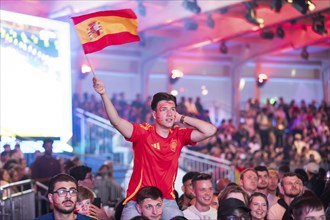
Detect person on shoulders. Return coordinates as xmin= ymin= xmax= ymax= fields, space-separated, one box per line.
xmin=93 ymin=77 xmax=217 ymax=220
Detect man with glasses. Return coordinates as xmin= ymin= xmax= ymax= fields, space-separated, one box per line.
xmin=69 ymin=165 xmax=94 ymax=189
xmin=268 ymin=172 xmax=303 ymax=220
xmin=36 ymin=173 xmax=94 ymax=220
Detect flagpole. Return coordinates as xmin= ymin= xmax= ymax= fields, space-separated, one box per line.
xmin=84 ymin=54 xmax=95 ymax=76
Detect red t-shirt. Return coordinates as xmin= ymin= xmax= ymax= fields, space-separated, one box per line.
xmin=123 ymin=123 xmax=195 ymax=204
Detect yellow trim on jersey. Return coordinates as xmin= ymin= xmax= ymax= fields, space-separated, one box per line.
xmin=123 ymin=169 xmax=144 ymax=205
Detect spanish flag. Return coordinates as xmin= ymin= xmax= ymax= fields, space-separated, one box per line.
xmin=72 ymin=9 xmax=140 ymax=54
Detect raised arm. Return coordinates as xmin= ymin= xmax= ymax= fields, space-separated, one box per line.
xmin=93 ymin=77 xmax=133 ymax=138
xmin=175 ymin=112 xmax=217 ymax=142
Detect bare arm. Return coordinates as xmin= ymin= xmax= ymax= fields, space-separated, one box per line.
xmin=175 ymin=112 xmax=217 ymax=142
xmin=93 ymin=77 xmax=133 ymax=138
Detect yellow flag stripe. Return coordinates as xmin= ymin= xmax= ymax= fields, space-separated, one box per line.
xmin=75 ymin=16 xmax=138 ymax=44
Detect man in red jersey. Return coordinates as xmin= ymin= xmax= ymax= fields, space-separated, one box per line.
xmin=93 ymin=77 xmax=217 ymax=220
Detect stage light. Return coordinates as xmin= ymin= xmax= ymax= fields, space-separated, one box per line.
xmin=206 ymin=14 xmax=215 ymax=28
xmin=312 ymin=14 xmax=327 ymax=35
xmin=260 ymin=30 xmax=274 ymax=39
xmin=244 ymin=2 xmax=264 ymax=27
xmin=219 ymin=41 xmax=228 ymax=54
xmin=271 ymin=0 xmax=283 ymax=12
xmin=81 ymin=64 xmax=92 ymax=74
xmin=257 ymin=73 xmax=268 ymax=87
xmin=276 ymin=26 xmax=285 ymax=38
xmin=301 ymin=47 xmax=309 ymax=60
xmin=182 ymin=0 xmax=201 ymax=14
xmin=170 ymin=69 xmax=184 ymax=84
xmin=287 ymin=0 xmax=315 ymax=14
xmin=184 ymin=20 xmax=198 ymax=30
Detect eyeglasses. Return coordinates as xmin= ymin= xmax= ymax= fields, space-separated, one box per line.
xmin=52 ymin=188 xmax=78 ymax=197
xmin=226 ymin=215 xmax=251 ymax=220
xmin=283 ymin=181 xmax=302 ymax=186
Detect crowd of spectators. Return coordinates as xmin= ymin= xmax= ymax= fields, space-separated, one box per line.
xmin=73 ymin=92 xmax=329 ymax=172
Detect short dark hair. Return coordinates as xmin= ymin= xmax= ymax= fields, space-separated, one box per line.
xmin=43 ymin=138 xmax=53 ymax=148
xmin=191 ymin=173 xmax=212 ymax=187
xmin=291 ymin=191 xmax=324 ymax=219
xmin=151 ymin=92 xmax=177 ymax=111
xmin=254 ymin=166 xmax=268 ymax=173
xmin=69 ymin=165 xmax=92 ymax=181
xmin=136 ymin=186 xmax=163 ymax=204
xmin=48 ymin=173 xmax=78 ymax=194
xmin=182 ymin=171 xmax=200 ymax=184
xmin=281 ymin=172 xmax=300 ymax=186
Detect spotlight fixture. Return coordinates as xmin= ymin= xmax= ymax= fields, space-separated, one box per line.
xmin=260 ymin=30 xmax=274 ymax=39
xmin=271 ymin=0 xmax=283 ymax=12
xmin=206 ymin=14 xmax=215 ymax=28
xmin=287 ymin=0 xmax=316 ymax=14
xmin=219 ymin=41 xmax=228 ymax=54
xmin=219 ymin=7 xmax=229 ymax=14
xmin=301 ymin=47 xmax=309 ymax=60
xmin=244 ymin=2 xmax=264 ymax=27
xmin=137 ymin=1 xmax=146 ymax=16
xmin=312 ymin=14 xmax=327 ymax=35
xmin=276 ymin=26 xmax=285 ymax=38
xmin=182 ymin=0 xmax=201 ymax=14
xmin=184 ymin=20 xmax=198 ymax=30
xmin=257 ymin=73 xmax=268 ymax=87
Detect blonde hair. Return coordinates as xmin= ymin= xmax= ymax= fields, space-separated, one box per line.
xmin=77 ymin=185 xmax=95 ymax=202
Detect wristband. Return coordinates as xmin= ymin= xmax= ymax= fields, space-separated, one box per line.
xmin=180 ymin=115 xmax=186 ymax=124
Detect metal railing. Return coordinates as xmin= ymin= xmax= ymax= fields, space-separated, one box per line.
xmin=73 ymin=108 xmax=234 ymax=185
xmin=0 ymin=179 xmax=35 ymax=220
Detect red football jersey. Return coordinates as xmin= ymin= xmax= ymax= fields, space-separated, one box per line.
xmin=123 ymin=123 xmax=195 ymax=204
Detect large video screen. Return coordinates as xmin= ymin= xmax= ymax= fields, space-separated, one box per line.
xmin=0 ymin=10 xmax=72 ymax=143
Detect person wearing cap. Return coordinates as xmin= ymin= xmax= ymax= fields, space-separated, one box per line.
xmin=183 ymin=173 xmax=217 ymax=219
xmin=304 ymin=162 xmax=325 ymax=196
xmin=217 ymin=198 xmax=250 ymax=220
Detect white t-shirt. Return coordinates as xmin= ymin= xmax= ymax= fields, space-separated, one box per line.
xmin=183 ymin=205 xmax=217 ymax=220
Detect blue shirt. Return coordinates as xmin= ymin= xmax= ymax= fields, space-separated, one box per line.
xmin=35 ymin=212 xmax=94 ymax=220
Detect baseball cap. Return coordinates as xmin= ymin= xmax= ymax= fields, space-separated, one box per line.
xmin=304 ymin=162 xmax=319 ymax=174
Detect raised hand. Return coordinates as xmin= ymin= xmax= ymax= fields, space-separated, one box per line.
xmin=93 ymin=77 xmax=106 ymax=95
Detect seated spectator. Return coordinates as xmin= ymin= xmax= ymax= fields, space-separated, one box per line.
xmin=136 ymin=186 xmax=164 ymax=220
xmin=36 ymin=173 xmax=94 ymax=220
xmin=183 ymin=173 xmax=217 ymax=219
xmin=291 ymin=191 xmax=326 ymax=220
xmin=217 ymin=198 xmax=250 ymax=220
xmin=249 ymin=192 xmax=268 ymax=220
xmin=76 ymin=185 xmax=95 ymax=217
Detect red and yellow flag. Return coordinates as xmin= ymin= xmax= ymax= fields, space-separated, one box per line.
xmin=72 ymin=9 xmax=140 ymax=54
